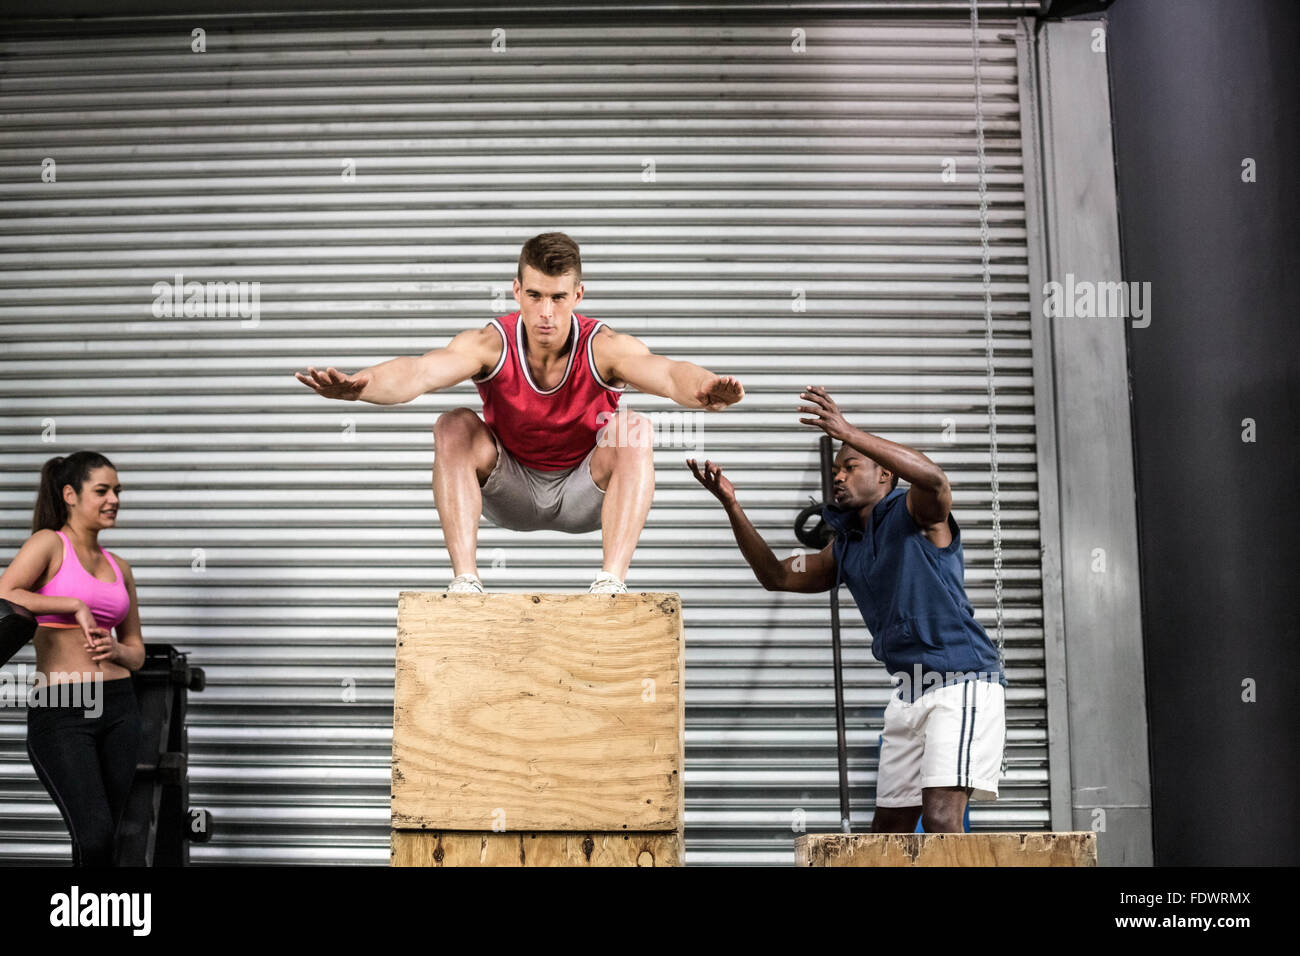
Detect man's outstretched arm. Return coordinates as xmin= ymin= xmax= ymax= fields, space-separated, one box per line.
xmin=592 ymin=327 xmax=744 ymax=411
xmin=686 ymin=458 xmax=836 ymax=593
xmin=294 ymin=325 xmax=500 ymax=406
xmin=797 ymin=384 xmax=952 ymax=526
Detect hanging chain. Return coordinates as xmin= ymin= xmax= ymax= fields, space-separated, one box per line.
xmin=970 ymin=0 xmax=1008 ymax=775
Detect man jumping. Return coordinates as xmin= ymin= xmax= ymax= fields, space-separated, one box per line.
xmin=296 ymin=232 xmax=744 ymax=594
xmin=687 ymin=385 xmax=1006 ymax=832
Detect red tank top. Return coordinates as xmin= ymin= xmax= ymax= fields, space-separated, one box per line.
xmin=473 ymin=311 xmax=623 ymax=471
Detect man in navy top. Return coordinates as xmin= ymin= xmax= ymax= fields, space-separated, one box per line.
xmin=687 ymin=385 xmax=1006 ymax=833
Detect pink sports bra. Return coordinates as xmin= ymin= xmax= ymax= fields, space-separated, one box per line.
xmin=33 ymin=530 xmax=130 ymax=631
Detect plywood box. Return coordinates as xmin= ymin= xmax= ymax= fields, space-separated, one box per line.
xmin=391 ymin=830 xmax=682 ymax=867
xmin=794 ymin=832 xmax=1098 ymax=867
xmin=391 ymin=592 xmax=684 ymax=834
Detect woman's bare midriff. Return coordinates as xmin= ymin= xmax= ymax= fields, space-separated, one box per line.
xmin=33 ymin=625 xmax=132 ymax=684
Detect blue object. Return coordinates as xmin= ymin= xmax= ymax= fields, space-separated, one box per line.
xmin=822 ymin=488 xmax=1005 ymax=702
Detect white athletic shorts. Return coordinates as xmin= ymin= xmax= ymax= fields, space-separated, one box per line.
xmin=876 ymin=678 xmax=1005 ymax=807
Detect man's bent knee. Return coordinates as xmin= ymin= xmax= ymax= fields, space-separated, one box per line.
xmin=597 ymin=410 xmax=655 ymax=459
xmin=432 ymin=408 xmax=498 ymax=486
xmin=432 ymin=407 xmax=484 ymax=448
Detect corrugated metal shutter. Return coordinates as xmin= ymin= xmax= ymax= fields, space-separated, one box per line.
xmin=0 ymin=13 xmax=1045 ymax=865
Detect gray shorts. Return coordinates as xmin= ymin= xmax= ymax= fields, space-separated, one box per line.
xmin=479 ymin=428 xmax=605 ymax=533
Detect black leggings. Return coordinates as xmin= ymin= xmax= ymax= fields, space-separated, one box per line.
xmin=26 ymin=676 xmax=142 ymax=866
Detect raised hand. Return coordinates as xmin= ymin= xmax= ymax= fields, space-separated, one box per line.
xmin=797 ymin=384 xmax=852 ymax=441
xmin=294 ymin=366 xmax=371 ymax=401
xmin=695 ymin=375 xmax=745 ymax=411
xmin=686 ymin=458 xmax=737 ymax=506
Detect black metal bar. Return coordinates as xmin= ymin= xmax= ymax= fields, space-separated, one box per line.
xmin=820 ymin=435 xmax=852 ymax=833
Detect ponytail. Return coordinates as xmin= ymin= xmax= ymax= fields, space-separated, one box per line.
xmin=32 ymin=451 xmax=116 ymax=533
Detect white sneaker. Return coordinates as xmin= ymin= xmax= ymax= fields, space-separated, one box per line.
xmin=447 ymin=573 xmax=485 ymax=593
xmin=588 ymin=570 xmax=627 ymax=594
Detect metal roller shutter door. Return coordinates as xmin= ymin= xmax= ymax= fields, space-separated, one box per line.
xmin=0 ymin=12 xmax=1048 ymax=865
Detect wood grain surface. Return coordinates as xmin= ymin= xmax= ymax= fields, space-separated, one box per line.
xmin=391 ymin=829 xmax=682 ymax=867
xmin=392 ymin=592 xmax=684 ymax=832
xmin=794 ymin=832 xmax=1098 ymax=867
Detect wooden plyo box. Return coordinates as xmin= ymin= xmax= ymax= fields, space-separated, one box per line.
xmin=390 ymin=592 xmax=685 ymax=866
xmin=794 ymin=832 xmax=1098 ymax=867
xmin=390 ymin=830 xmax=682 ymax=867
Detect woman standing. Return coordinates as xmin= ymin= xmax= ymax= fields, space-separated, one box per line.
xmin=0 ymin=451 xmax=145 ymax=866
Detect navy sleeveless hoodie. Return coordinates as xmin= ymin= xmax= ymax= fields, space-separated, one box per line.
xmin=823 ymin=487 xmax=1005 ymax=701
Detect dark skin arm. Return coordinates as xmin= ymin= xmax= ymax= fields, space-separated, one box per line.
xmin=797 ymin=385 xmax=954 ymax=547
xmin=686 ymin=458 xmax=836 ymax=592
